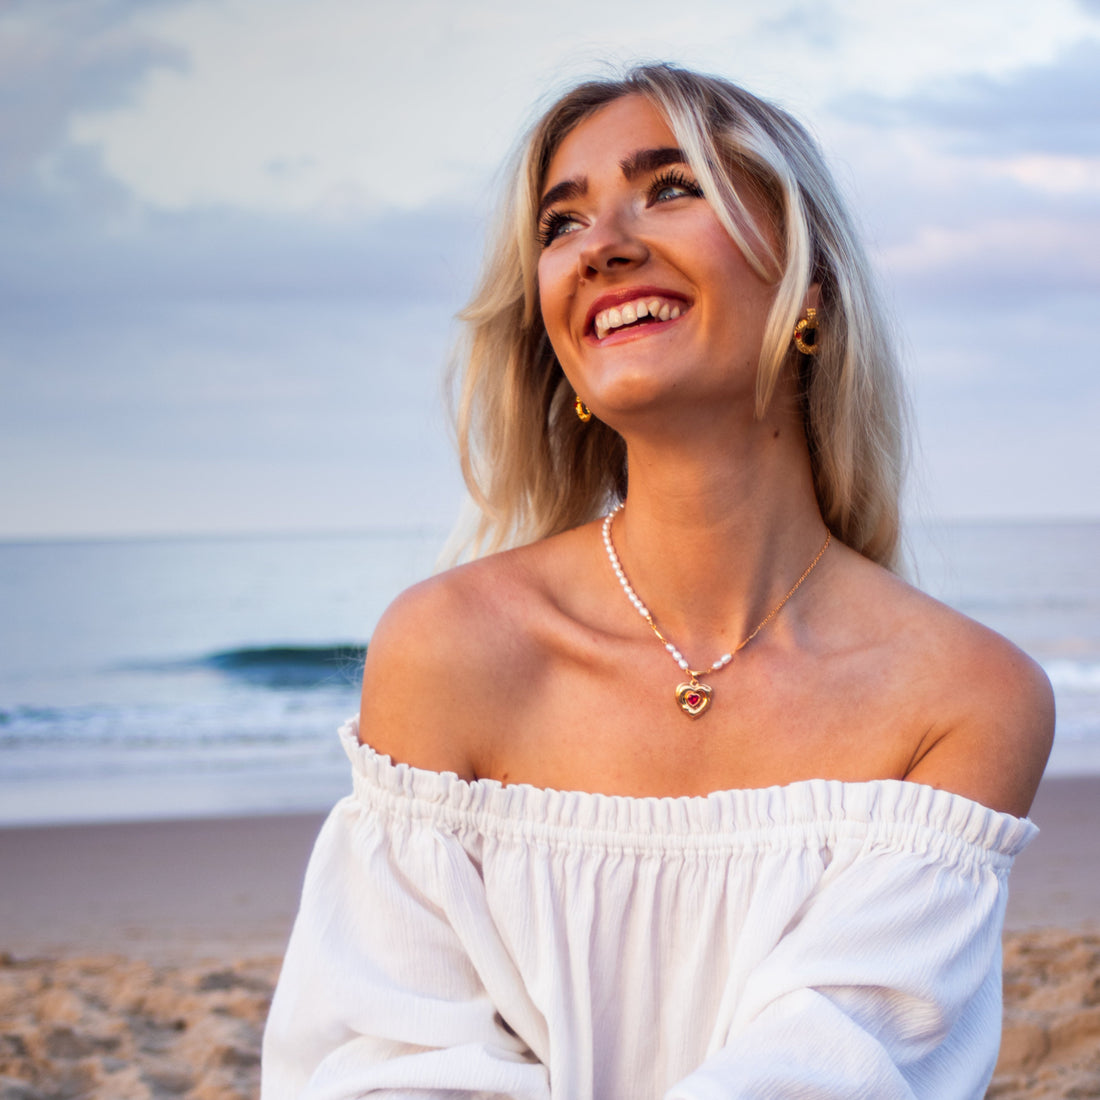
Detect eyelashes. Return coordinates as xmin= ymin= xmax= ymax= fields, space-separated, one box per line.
xmin=646 ymin=168 xmax=704 ymax=204
xmin=536 ymin=209 xmax=578 ymax=249
xmin=536 ymin=168 xmax=704 ymax=249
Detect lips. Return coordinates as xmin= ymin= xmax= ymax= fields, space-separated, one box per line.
xmin=584 ymin=287 xmax=691 ymax=341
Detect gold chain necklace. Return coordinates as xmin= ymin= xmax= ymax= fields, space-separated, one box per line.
xmin=602 ymin=506 xmax=831 ymax=718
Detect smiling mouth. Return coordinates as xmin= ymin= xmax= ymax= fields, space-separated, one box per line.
xmin=592 ymin=296 xmax=685 ymax=340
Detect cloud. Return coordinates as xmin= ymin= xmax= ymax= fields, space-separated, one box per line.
xmin=59 ymin=0 xmax=697 ymax=213
xmin=0 ymin=0 xmax=187 ymax=187
xmin=833 ymin=39 xmax=1100 ymax=157
xmin=817 ymin=37 xmax=1100 ymax=314
xmin=883 ymin=218 xmax=1100 ymax=301
xmin=49 ymin=0 xmax=1100 ymax=213
xmin=0 ymin=176 xmax=481 ymax=306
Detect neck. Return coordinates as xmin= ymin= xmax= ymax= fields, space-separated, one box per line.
xmin=606 ymin=411 xmax=828 ymax=660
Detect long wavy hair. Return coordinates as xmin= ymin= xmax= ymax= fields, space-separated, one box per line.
xmin=448 ymin=63 xmax=907 ymax=569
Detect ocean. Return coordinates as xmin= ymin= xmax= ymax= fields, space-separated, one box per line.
xmin=1 ymin=521 xmax=1098 ymax=825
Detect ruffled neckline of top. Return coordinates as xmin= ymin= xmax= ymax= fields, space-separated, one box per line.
xmin=339 ymin=717 xmax=1037 ymax=860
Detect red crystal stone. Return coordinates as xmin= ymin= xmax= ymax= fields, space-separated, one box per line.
xmin=686 ymin=692 xmax=701 ymax=707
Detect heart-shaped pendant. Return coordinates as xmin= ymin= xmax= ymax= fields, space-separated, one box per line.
xmin=676 ymin=681 xmax=712 ymax=719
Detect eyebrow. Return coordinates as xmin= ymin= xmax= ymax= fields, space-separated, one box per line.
xmin=537 ymin=178 xmax=586 ymax=220
xmin=537 ymin=146 xmax=688 ymax=220
xmin=620 ymin=146 xmax=686 ymax=180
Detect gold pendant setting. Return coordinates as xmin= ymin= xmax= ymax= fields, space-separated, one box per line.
xmin=676 ymin=680 xmax=712 ymax=719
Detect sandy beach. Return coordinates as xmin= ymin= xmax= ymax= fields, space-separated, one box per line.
xmin=2 ymin=776 xmax=1097 ymax=1099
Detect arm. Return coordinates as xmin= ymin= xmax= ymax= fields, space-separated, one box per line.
xmin=261 ymin=790 xmax=550 ymax=1100
xmin=262 ymin=583 xmax=550 ymax=1099
xmin=665 ymin=790 xmax=1036 ymax=1100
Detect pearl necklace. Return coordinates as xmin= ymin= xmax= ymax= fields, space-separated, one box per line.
xmin=602 ymin=506 xmax=831 ymax=718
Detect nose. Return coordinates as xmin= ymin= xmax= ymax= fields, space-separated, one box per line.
xmin=577 ymin=213 xmax=649 ymax=279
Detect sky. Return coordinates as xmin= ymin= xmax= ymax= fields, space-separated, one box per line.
xmin=2 ymin=0 xmax=1099 ymax=539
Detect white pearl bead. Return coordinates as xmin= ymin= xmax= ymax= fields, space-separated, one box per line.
xmin=604 ymin=505 xmax=752 ymax=683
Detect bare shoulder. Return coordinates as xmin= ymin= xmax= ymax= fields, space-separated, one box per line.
xmin=844 ymin=551 xmax=1054 ymax=817
xmin=357 ymin=540 xmax=557 ymax=778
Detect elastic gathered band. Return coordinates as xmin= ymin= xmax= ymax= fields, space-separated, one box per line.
xmin=339 ymin=718 xmax=1037 ymax=864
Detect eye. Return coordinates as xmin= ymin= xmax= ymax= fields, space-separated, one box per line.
xmin=537 ymin=209 xmax=583 ymax=249
xmin=647 ymin=169 xmax=704 ymax=205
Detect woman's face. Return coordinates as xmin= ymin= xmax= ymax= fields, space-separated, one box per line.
xmin=536 ymin=94 xmax=780 ymax=425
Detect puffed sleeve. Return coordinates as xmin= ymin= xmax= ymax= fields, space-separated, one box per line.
xmin=261 ymin=793 xmax=551 ymax=1100
xmin=665 ymin=795 xmax=1036 ymax=1100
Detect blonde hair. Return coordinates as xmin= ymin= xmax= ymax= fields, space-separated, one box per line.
xmin=450 ymin=63 xmax=907 ymax=569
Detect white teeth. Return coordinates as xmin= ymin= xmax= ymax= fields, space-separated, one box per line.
xmin=592 ymin=296 xmax=686 ymax=339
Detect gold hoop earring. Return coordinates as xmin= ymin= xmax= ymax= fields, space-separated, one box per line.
xmin=574 ymin=395 xmax=592 ymax=423
xmin=793 ymin=308 xmax=819 ymax=355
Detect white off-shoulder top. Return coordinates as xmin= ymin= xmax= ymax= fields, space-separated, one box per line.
xmin=261 ymin=718 xmax=1036 ymax=1100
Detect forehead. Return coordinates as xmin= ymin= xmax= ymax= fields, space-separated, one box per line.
xmin=542 ymin=95 xmax=677 ymax=188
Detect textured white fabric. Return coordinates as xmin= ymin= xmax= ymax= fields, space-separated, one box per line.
xmin=262 ymin=717 xmax=1036 ymax=1100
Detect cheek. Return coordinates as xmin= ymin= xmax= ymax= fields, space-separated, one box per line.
xmin=537 ymin=256 xmax=570 ymax=340
xmin=535 ymin=259 xmax=552 ymax=326
xmin=705 ymin=239 xmax=776 ymax=317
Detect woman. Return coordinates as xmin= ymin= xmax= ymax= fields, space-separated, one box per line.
xmin=262 ymin=64 xmax=1053 ymax=1099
